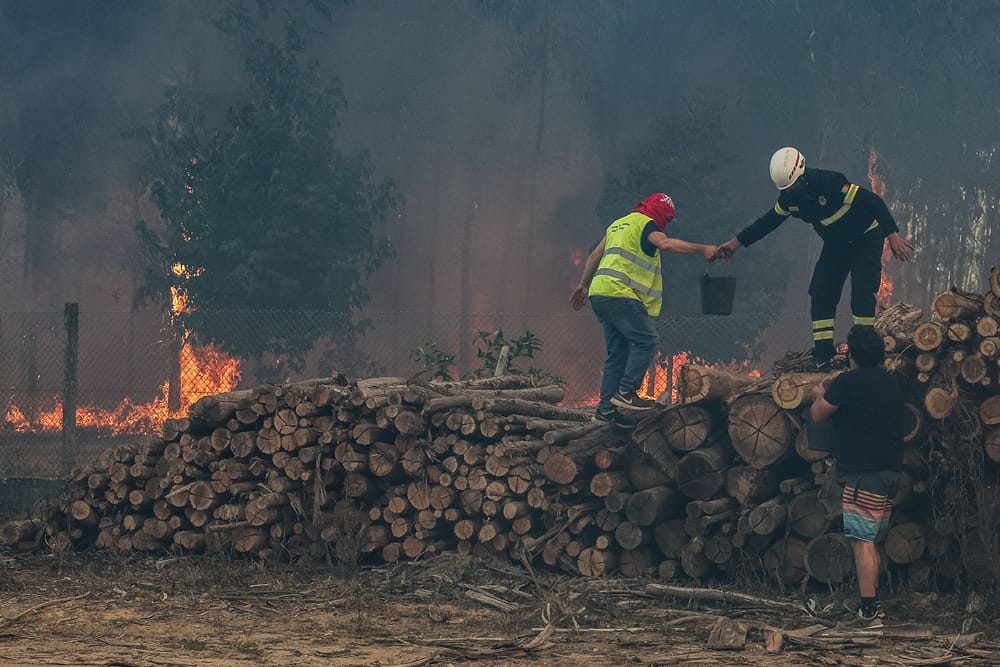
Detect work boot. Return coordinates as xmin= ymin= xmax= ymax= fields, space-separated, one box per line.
xmin=611 ymin=390 xmax=656 ymax=411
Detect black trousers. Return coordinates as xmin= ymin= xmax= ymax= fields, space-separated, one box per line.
xmin=808 ymin=231 xmax=883 ymax=349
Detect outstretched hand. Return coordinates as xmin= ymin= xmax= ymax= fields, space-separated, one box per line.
xmin=887 ymin=233 xmax=915 ymax=262
xmin=711 ymin=238 xmax=740 ymax=261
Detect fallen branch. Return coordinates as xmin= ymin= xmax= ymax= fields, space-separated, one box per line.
xmin=0 ymin=591 xmax=91 ymax=629
xmin=644 ymin=582 xmax=810 ymax=613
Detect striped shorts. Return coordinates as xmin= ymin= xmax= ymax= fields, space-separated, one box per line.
xmin=841 ymin=471 xmax=897 ymax=542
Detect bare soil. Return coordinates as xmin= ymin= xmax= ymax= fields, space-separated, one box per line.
xmin=0 ymin=549 xmax=997 ymax=667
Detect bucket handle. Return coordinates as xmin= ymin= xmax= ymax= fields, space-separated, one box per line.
xmin=704 ymin=258 xmax=734 ymax=277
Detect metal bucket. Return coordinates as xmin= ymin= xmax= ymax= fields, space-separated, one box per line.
xmin=700 ymin=274 xmax=736 ymax=315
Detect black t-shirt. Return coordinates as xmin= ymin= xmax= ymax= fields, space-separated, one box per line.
xmin=823 ymin=365 xmax=904 ymax=473
xmin=640 ymin=220 xmax=659 ymax=256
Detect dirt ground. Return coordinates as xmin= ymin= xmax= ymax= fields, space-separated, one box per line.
xmin=0 ymin=549 xmax=997 ymax=667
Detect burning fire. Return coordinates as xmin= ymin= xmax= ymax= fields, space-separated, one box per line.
xmin=637 ymin=351 xmax=760 ymax=404
xmin=1 ymin=261 xmax=241 ymax=436
xmin=2 ymin=343 xmax=240 ymax=436
xmin=868 ymin=149 xmax=894 ymax=309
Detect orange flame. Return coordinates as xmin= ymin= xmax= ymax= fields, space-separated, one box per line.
xmin=2 ymin=259 xmax=241 ymax=436
xmin=868 ymin=149 xmax=894 ymax=309
xmin=638 ymin=351 xmax=761 ymax=404
xmin=2 ymin=341 xmax=240 ymax=436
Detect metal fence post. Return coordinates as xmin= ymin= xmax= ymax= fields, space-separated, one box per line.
xmin=62 ymin=303 xmax=79 ymax=473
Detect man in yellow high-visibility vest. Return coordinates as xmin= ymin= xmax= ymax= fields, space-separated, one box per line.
xmin=571 ymin=193 xmax=719 ymax=426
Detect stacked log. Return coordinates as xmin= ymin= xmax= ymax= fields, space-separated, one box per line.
xmin=3 ymin=271 xmax=998 ymax=591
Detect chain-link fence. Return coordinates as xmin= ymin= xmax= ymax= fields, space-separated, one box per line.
xmin=0 ymin=306 xmax=813 ymax=480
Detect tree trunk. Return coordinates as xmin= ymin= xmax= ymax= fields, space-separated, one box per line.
xmin=726 ymin=466 xmax=779 ymax=506
xmin=913 ymin=322 xmax=946 ymax=351
xmin=787 ymin=493 xmax=832 ymax=538
xmin=658 ymin=405 xmax=715 ymax=452
xmin=748 ymin=495 xmax=788 ymax=536
xmin=762 ymin=537 xmax=808 ymax=584
xmin=884 ymin=522 xmax=926 ymax=564
xmin=981 ymin=395 xmax=1000 ymax=426
xmin=676 ymin=444 xmax=730 ymax=500
xmin=678 ymin=365 xmax=758 ymax=404
xmin=652 ymin=518 xmax=687 ymax=560
xmin=727 ymin=395 xmax=792 ymax=469
xmin=804 ymin=533 xmax=854 ymax=583
xmin=771 ymin=373 xmax=831 ymax=409
xmin=625 ymin=485 xmax=685 ymax=526
xmin=931 ymin=288 xmax=982 ymax=321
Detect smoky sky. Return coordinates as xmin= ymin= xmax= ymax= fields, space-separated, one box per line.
xmin=1 ymin=1 xmax=997 ymax=377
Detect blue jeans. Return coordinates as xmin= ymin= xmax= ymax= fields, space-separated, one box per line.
xmin=589 ymin=295 xmax=659 ymax=412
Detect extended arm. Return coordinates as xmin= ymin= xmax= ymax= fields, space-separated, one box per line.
xmin=713 ymin=207 xmax=789 ymax=259
xmin=570 ymin=238 xmax=606 ymax=310
xmin=647 ymin=230 xmax=717 ymax=259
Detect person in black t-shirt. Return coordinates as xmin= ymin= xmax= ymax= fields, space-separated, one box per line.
xmin=810 ymin=324 xmax=904 ymax=624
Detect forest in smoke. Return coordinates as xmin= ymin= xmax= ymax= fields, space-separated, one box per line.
xmin=1 ymin=1 xmax=998 ymax=377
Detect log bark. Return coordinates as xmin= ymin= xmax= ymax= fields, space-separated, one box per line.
xmin=625 ymin=485 xmax=685 ymax=526
xmin=679 ymin=538 xmax=713 ymax=578
xmin=0 ymin=520 xmax=40 ymax=546
xmin=653 ymin=518 xmax=688 ymax=560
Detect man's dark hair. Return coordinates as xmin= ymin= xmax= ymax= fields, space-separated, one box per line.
xmin=846 ymin=325 xmax=884 ymax=367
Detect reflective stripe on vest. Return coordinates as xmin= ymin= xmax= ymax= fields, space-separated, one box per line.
xmin=819 ymin=183 xmax=859 ymax=226
xmin=588 ymin=212 xmax=663 ymax=316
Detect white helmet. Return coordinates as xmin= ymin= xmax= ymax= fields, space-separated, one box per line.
xmin=769 ymin=147 xmax=806 ymax=190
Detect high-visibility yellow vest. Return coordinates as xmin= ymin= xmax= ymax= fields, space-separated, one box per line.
xmin=588 ymin=212 xmax=663 ymax=316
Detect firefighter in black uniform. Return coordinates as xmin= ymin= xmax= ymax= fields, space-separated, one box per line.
xmin=714 ymin=147 xmax=914 ymax=366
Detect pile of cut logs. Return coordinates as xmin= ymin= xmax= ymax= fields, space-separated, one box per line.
xmin=2 ymin=270 xmax=997 ymax=589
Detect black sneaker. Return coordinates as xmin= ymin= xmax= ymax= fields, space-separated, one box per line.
xmin=594 ymin=408 xmax=634 ymax=429
xmin=856 ymin=604 xmax=885 ymax=627
xmin=800 ymin=356 xmax=833 ymax=372
xmin=610 ymin=390 xmax=656 ymax=411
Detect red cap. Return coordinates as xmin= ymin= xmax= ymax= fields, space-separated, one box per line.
xmin=633 ymin=193 xmax=676 ymax=229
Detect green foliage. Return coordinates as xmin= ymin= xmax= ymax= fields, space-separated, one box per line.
xmin=598 ymin=107 xmax=789 ymax=361
xmin=469 ymin=329 xmax=563 ymax=385
xmin=134 ymin=13 xmax=401 ymax=367
xmin=409 ymin=330 xmax=564 ymax=385
xmin=408 ymin=342 xmax=456 ymax=381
